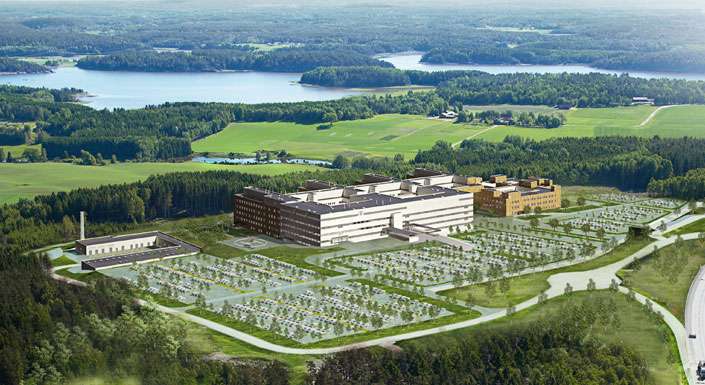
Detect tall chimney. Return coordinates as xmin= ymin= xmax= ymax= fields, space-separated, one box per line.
xmin=80 ymin=211 xmax=86 ymax=240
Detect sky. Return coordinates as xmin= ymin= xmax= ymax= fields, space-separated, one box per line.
xmin=3 ymin=0 xmax=704 ymax=8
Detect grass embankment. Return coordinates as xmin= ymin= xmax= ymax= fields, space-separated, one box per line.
xmin=51 ymin=255 xmax=77 ymax=267
xmin=665 ymin=218 xmax=705 ymax=237
xmin=402 ymin=291 xmax=683 ymax=385
xmin=440 ymin=236 xmax=654 ymax=308
xmin=256 ymin=246 xmax=345 ymax=277
xmin=186 ymin=324 xmax=313 ymax=384
xmin=620 ymin=238 xmax=705 ymax=322
xmin=192 ymin=114 xmax=484 ymax=160
xmin=0 ymin=162 xmax=319 ymax=204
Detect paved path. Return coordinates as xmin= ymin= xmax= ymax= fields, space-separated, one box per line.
xmin=50 ymin=264 xmax=88 ymax=287
xmin=452 ymin=125 xmax=498 ymax=147
xmin=640 ymin=105 xmax=680 ymax=126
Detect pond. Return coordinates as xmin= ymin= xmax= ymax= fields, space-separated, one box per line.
xmin=191 ymin=156 xmax=331 ymax=166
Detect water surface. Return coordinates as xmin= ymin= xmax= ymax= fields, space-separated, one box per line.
xmin=0 ymin=67 xmax=362 ymax=110
xmin=381 ymin=53 xmax=705 ymax=80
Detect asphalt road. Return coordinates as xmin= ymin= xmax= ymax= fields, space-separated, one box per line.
xmin=686 ymin=266 xmax=705 ymax=384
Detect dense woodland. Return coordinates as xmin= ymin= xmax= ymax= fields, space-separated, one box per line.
xmin=0 ymin=248 xmax=291 ymax=385
xmin=77 ymin=48 xmax=392 ymax=73
xmin=303 ymin=67 xmax=705 ymax=107
xmin=648 ymin=168 xmax=705 ymax=200
xmin=413 ymin=136 xmax=705 ymax=191
xmin=2 ymin=3 xmax=705 ymax=73
xmin=0 ymin=57 xmax=50 ymax=74
xmin=308 ymin=295 xmax=649 ymax=385
xmin=0 ymin=85 xmax=448 ymax=160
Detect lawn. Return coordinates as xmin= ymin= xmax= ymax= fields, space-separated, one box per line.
xmin=474 ymin=104 xmax=705 ymax=142
xmin=402 ymin=291 xmax=683 ymax=385
xmin=0 ymin=162 xmax=319 ymax=204
xmin=186 ymin=323 xmax=314 ymax=384
xmin=1 ymin=143 xmax=41 ymax=157
xmin=192 ymin=114 xmax=485 ymax=160
xmin=440 ymin=236 xmax=654 ymax=307
xmin=620 ymin=239 xmax=705 ymax=322
xmin=666 ymin=217 xmax=705 ymax=236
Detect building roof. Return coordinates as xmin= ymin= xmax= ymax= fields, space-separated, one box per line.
xmin=76 ymin=231 xmax=161 ymax=246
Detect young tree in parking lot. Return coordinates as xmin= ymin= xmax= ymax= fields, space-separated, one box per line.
xmin=563 ymin=222 xmax=573 ymax=234
xmin=580 ymin=223 xmax=591 ymax=236
xmin=529 ymin=217 xmax=540 ymax=229
xmin=596 ymin=227 xmax=606 ymax=239
xmin=548 ymin=218 xmax=560 ymax=231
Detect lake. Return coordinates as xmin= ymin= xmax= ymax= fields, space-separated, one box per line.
xmin=380 ymin=53 xmax=705 ymax=81
xmin=3 ymin=54 xmax=705 ymax=110
xmin=0 ymin=67 xmax=362 ymax=110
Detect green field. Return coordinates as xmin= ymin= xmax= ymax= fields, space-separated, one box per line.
xmin=1 ymin=143 xmax=41 ymax=157
xmin=620 ymin=239 xmax=705 ymax=322
xmin=192 ymin=106 xmax=705 ymax=160
xmin=0 ymin=162 xmax=318 ymax=204
xmin=475 ymin=105 xmax=705 ymax=142
xmin=192 ymin=114 xmax=485 ymax=160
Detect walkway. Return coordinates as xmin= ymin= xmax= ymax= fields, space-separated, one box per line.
xmin=640 ymin=105 xmax=680 ymax=126
xmin=452 ymin=125 xmax=498 ymax=147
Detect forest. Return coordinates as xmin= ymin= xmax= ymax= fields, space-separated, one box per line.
xmin=303 ymin=67 xmax=705 ymax=107
xmin=647 ymin=168 xmax=705 ymax=200
xmin=0 ymin=58 xmax=50 ymax=74
xmin=413 ymin=136 xmax=705 ymax=190
xmin=76 ymin=48 xmax=392 ymax=73
xmin=2 ymin=3 xmax=705 ymax=73
xmin=0 ymin=248 xmax=291 ymax=385
xmin=307 ymin=295 xmax=648 ymax=385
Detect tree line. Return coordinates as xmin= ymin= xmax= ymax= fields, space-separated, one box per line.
xmin=76 ymin=47 xmax=392 ymax=73
xmin=458 ymin=110 xmax=565 ymax=128
xmin=302 ymin=67 xmax=705 ymax=107
xmin=307 ymin=293 xmax=650 ymax=384
xmin=0 ymin=247 xmax=291 ymax=385
xmin=647 ymin=168 xmax=705 ymax=200
xmin=414 ymin=136 xmax=705 ymax=191
xmin=0 ymin=169 xmax=374 ymax=252
xmin=0 ymin=58 xmax=50 ymax=74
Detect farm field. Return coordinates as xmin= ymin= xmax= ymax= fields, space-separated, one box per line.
xmin=0 ymin=162 xmax=318 ymax=204
xmin=475 ymin=104 xmax=705 ymax=142
xmin=193 ymin=105 xmax=705 ymax=160
xmin=192 ymin=114 xmax=484 ymax=160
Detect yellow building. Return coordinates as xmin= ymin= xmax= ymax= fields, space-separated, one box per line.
xmin=470 ymin=175 xmax=561 ymax=216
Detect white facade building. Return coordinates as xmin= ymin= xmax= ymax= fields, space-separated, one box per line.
xmin=235 ymin=170 xmax=475 ymax=247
